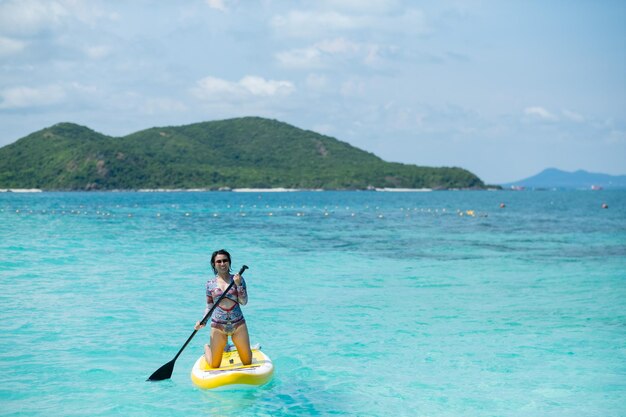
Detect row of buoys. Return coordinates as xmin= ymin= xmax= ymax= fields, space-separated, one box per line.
xmin=5 ymin=203 xmax=612 ymax=216
xmin=457 ymin=209 xmax=489 ymax=218
xmin=5 ymin=209 xmax=457 ymax=219
xmin=5 ymin=202 xmax=573 ymax=212
xmin=5 ymin=206 xmax=456 ymax=213
xmin=498 ymin=202 xmax=610 ymax=209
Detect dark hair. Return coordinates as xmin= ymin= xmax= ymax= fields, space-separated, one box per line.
xmin=210 ymin=249 xmax=231 ymax=274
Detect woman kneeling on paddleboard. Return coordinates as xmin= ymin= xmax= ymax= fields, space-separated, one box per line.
xmin=194 ymin=249 xmax=252 ymax=368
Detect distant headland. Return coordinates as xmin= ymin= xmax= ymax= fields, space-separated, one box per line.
xmin=0 ymin=117 xmax=485 ymax=191
xmin=501 ymin=168 xmax=626 ymax=190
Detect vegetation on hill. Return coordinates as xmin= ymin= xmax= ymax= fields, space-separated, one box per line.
xmin=0 ymin=117 xmax=485 ymax=190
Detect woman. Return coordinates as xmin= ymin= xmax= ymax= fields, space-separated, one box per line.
xmin=194 ymin=249 xmax=252 ymax=368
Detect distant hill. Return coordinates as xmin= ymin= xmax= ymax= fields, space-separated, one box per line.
xmin=502 ymin=168 xmax=626 ymax=189
xmin=0 ymin=117 xmax=484 ymax=190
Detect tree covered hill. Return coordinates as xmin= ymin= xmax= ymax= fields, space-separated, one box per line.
xmin=0 ymin=117 xmax=484 ymax=190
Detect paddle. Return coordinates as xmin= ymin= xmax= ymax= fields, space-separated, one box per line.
xmin=147 ymin=265 xmax=249 ymax=381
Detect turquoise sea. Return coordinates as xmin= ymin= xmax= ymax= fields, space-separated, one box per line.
xmin=1 ymin=190 xmax=625 ymax=417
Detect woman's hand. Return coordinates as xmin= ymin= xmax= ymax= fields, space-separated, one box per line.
xmin=194 ymin=321 xmax=205 ymax=331
xmin=233 ymin=273 xmax=242 ymax=286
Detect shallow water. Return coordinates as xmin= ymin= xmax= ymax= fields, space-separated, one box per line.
xmin=1 ymin=190 xmax=625 ymax=416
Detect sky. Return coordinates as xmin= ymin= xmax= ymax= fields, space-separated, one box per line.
xmin=0 ymin=0 xmax=624 ymax=184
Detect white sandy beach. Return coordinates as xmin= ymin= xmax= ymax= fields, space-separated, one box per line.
xmin=0 ymin=189 xmax=43 ymax=193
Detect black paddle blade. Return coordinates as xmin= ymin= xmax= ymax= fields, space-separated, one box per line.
xmin=147 ymin=359 xmax=175 ymax=381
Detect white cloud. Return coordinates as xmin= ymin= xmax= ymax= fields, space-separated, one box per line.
xmin=239 ymin=76 xmax=294 ymax=96
xmin=0 ymin=84 xmax=66 ymax=109
xmin=0 ymin=0 xmax=68 ymax=36
xmin=192 ymin=76 xmax=295 ymax=101
xmin=319 ymin=0 xmax=401 ymax=13
xmin=205 ymin=0 xmax=227 ymax=12
xmin=276 ymin=47 xmax=322 ymax=68
xmin=0 ymin=82 xmax=100 ymax=109
xmin=271 ymin=8 xmax=427 ymax=39
xmin=271 ymin=11 xmax=360 ymax=38
xmin=0 ymin=36 xmax=26 ymax=56
xmin=562 ymin=109 xmax=584 ymax=123
xmin=316 ymin=38 xmax=360 ymax=54
xmin=193 ymin=77 xmax=240 ymax=97
xmin=276 ymin=38 xmax=382 ymax=69
xmin=0 ymin=0 xmax=112 ymax=37
xmin=524 ymin=106 xmax=558 ymax=121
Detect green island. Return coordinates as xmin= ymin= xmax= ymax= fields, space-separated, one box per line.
xmin=0 ymin=117 xmax=485 ymax=190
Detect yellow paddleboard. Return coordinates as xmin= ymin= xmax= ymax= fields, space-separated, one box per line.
xmin=191 ymin=347 xmax=273 ymax=389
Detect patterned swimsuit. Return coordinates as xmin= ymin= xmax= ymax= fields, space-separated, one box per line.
xmin=205 ymin=276 xmax=248 ymax=335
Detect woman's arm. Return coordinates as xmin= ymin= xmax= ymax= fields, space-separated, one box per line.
xmin=195 ymin=281 xmax=215 ymax=330
xmin=195 ymin=296 xmax=215 ymax=330
xmin=203 ymin=295 xmax=215 ymax=316
xmin=234 ymin=275 xmax=248 ymax=305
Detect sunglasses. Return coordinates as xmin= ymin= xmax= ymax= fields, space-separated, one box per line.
xmin=214 ymin=259 xmax=230 ymax=264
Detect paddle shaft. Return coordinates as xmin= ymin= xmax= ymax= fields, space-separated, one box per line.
xmin=171 ymin=265 xmax=248 ymax=363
